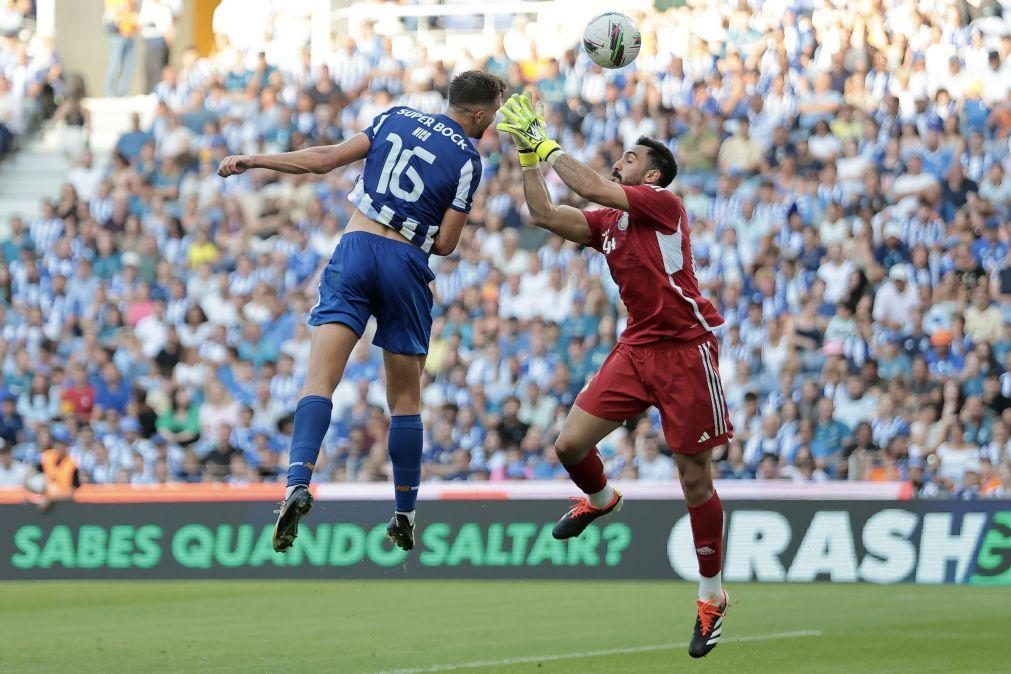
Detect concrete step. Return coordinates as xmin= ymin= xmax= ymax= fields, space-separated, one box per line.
xmin=84 ymin=96 xmax=158 ymax=154
xmin=0 ymin=144 xmax=70 ymax=221
xmin=0 ymin=176 xmax=65 ymax=196
xmin=3 ymin=152 xmax=68 ymax=171
xmin=0 ymin=197 xmax=42 ymax=216
xmin=0 ymin=96 xmax=156 ymax=221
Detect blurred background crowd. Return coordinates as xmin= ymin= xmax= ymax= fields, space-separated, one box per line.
xmin=0 ymin=0 xmax=1010 ymax=500
xmin=0 ymin=0 xmax=64 ymax=159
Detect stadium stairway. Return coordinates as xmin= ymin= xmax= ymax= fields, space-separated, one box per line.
xmin=0 ymin=96 xmax=155 ymax=234
xmin=0 ymin=132 xmax=69 ymax=232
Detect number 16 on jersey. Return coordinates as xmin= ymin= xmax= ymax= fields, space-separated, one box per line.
xmin=376 ymin=132 xmax=435 ymax=203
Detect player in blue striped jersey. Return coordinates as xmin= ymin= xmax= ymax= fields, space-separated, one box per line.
xmin=218 ymin=71 xmax=507 ymax=553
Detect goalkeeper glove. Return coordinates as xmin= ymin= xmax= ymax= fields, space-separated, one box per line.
xmin=497 ymin=93 xmax=564 ymax=165
xmin=496 ymin=94 xmax=539 ymax=169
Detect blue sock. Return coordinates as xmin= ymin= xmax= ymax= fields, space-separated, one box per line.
xmin=389 ymin=414 xmax=423 ymax=513
xmin=285 ymin=395 xmax=333 ymax=488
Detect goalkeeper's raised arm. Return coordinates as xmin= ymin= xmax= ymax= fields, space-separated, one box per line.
xmin=497 ymin=93 xmax=636 ymax=213
xmin=504 ymin=131 xmax=595 ymax=247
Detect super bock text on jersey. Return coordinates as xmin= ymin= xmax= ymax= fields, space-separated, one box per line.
xmin=348 ymin=106 xmax=482 ymax=253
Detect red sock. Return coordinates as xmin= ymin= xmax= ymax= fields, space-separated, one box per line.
xmin=561 ymin=448 xmax=607 ymax=494
xmin=687 ymin=491 xmax=723 ymax=578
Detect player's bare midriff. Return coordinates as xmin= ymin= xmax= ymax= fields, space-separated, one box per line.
xmin=345 ymin=209 xmax=414 ymax=246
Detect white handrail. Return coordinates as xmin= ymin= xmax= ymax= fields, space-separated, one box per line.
xmin=333 ymin=0 xmax=653 ymax=35
xmin=336 ymin=1 xmax=555 ymax=20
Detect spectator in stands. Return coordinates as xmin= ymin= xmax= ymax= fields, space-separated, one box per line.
xmin=156 ymin=386 xmax=200 ymax=446
xmin=32 ymin=426 xmax=79 ymax=501
xmin=139 ymin=0 xmax=179 ymax=94
xmin=813 ymin=398 xmax=851 ymax=476
xmin=0 ymin=396 xmax=24 ymax=448
xmin=0 ymin=442 xmax=27 ymax=487
xmin=634 ymin=434 xmax=675 ymax=481
xmin=784 ymin=447 xmax=829 ymax=483
xmin=873 ymin=265 xmax=919 ymax=330
xmin=201 ymin=424 xmax=239 ymax=481
xmin=934 ymin=421 xmax=979 ymax=490
xmin=743 ymin=415 xmax=782 ymax=470
xmin=907 ymin=458 xmax=942 ymax=499
xmin=103 ymin=0 xmax=139 ymax=96
xmin=835 ymin=374 xmax=879 ymax=431
xmin=60 ymin=364 xmax=96 ymax=422
xmin=988 ymin=462 xmax=1011 ymax=499
xmin=755 ymin=454 xmax=782 ymax=481
xmin=0 ymin=74 xmax=15 ymax=156
xmin=93 ymin=362 xmax=131 ymax=416
xmin=964 ymin=284 xmax=1004 ymax=344
xmin=717 ymin=118 xmax=762 ymax=175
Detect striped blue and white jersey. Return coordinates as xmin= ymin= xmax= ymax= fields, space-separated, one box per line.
xmin=348 ymin=106 xmax=481 ymax=253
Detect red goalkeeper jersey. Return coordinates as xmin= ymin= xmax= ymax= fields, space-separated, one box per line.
xmin=582 ymin=184 xmax=725 ymax=345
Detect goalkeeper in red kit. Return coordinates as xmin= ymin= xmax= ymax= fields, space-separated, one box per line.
xmin=498 ymin=94 xmax=732 ymax=658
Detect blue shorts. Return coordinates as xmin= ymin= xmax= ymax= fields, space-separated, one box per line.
xmin=308 ymin=231 xmax=436 ymax=355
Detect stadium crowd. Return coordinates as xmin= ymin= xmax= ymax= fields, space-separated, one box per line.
xmin=0 ymin=1 xmax=64 ymax=159
xmin=1 ymin=0 xmax=1010 ymax=500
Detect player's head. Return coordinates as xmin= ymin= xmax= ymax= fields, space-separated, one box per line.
xmin=448 ymin=70 xmax=508 ymax=138
xmin=610 ymin=136 xmax=677 ymax=188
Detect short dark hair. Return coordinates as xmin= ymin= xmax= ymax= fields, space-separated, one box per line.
xmin=448 ymin=71 xmax=508 ymax=109
xmin=636 ymin=136 xmax=677 ymax=188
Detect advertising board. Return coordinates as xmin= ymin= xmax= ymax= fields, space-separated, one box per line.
xmin=4 ymin=498 xmax=1009 ymax=584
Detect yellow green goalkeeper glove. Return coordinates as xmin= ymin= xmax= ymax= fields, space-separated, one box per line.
xmin=496 ymin=94 xmax=539 ymax=169
xmin=496 ymin=93 xmax=564 ymax=165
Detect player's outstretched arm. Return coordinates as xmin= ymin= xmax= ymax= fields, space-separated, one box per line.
xmin=217 ymin=133 xmax=371 ymax=177
xmin=520 ymin=163 xmax=594 ymax=247
xmin=550 ymin=154 xmax=630 ymax=212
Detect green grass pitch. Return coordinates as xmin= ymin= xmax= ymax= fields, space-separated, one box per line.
xmin=1 ymin=581 xmax=1007 ymax=673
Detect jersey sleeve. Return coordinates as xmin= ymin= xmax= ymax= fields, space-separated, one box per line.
xmin=361 ymin=106 xmax=399 ymax=143
xmin=621 ymin=184 xmax=680 ymax=234
xmin=449 ymin=156 xmax=482 ymax=213
xmin=580 ymin=208 xmax=609 ymax=252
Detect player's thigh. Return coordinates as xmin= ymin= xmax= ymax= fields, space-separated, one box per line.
xmin=372 ymin=240 xmax=436 ymax=358
xmin=308 ymin=232 xmax=374 ymax=341
xmin=302 ymin=323 xmax=361 ymax=398
xmin=383 ymin=350 xmax=424 ymax=415
xmin=650 ymin=338 xmax=733 ymax=455
xmin=564 ymin=346 xmax=651 ymax=460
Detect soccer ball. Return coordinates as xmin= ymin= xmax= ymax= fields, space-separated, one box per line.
xmin=582 ymin=12 xmax=641 ymax=69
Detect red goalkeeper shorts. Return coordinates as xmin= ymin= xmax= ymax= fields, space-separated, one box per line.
xmin=574 ymin=334 xmax=733 ymax=455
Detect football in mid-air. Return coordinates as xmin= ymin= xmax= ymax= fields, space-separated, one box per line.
xmin=582 ymin=12 xmax=641 ymax=69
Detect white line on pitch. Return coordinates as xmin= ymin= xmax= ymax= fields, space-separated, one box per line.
xmin=374 ymin=629 xmax=823 ymax=674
